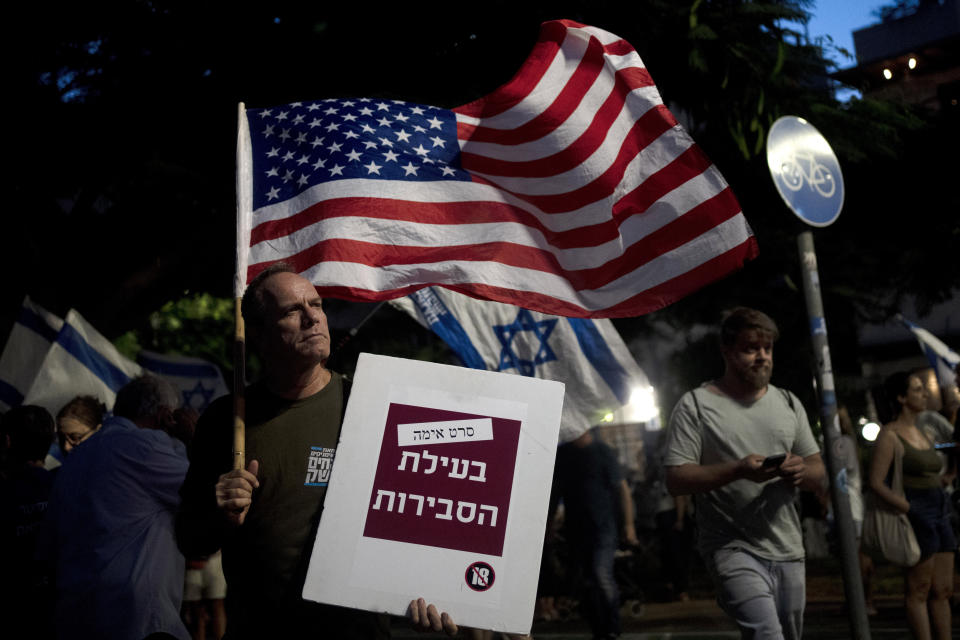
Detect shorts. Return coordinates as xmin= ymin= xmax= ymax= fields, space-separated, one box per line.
xmin=904 ymin=487 xmax=958 ymax=558
xmin=183 ymin=550 xmax=227 ymax=602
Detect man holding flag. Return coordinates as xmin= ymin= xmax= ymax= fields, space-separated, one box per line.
xmin=177 ymin=264 xmax=457 ymax=639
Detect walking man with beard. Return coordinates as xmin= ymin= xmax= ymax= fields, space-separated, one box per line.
xmin=663 ymin=307 xmax=825 ymax=640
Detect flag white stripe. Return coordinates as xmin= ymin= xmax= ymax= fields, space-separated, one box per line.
xmin=250 ymin=123 xmax=703 ymax=235
xmin=0 ymin=297 xmax=64 ymax=411
xmin=298 ymin=215 xmax=751 ymax=309
xmin=456 ymin=85 xmax=662 ymax=162
xmin=467 ymin=120 xmax=693 ymax=195
xmin=23 ymin=310 xmax=142 ymax=416
xmin=248 ymin=169 xmax=732 ymax=271
xmin=578 ymin=24 xmax=625 ymax=46
xmin=458 ymin=28 xmax=591 ymax=130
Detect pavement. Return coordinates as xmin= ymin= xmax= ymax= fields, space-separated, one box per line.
xmin=528 ymin=595 xmax=916 ymax=639
xmin=390 ymin=595 xmax=920 ymax=639
xmin=389 ymin=555 xmax=959 ymax=639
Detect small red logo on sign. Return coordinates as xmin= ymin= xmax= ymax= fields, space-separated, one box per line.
xmin=465 ymin=561 xmax=495 ymax=592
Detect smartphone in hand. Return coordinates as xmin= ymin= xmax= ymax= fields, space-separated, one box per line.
xmin=762 ymin=453 xmax=786 ymax=469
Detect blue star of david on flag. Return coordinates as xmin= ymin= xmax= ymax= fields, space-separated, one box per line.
xmin=494 ymin=309 xmax=558 ymax=376
xmin=183 ymin=380 xmax=216 ymax=411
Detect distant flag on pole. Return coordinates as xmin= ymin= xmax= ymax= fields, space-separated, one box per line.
xmin=235 ymin=19 xmax=757 ymax=317
xmin=137 ymin=350 xmax=229 ymax=413
xmin=898 ymin=315 xmax=959 ymax=389
xmin=390 ymin=286 xmax=652 ymax=442
xmin=23 ymin=310 xmax=142 ymax=417
xmin=0 ymin=296 xmax=64 ymax=412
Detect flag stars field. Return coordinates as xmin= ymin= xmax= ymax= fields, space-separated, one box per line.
xmin=248 ymin=97 xmax=470 ymax=211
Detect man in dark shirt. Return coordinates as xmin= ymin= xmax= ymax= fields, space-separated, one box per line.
xmin=554 ymin=428 xmax=637 ymax=640
xmin=176 ymin=263 xmax=456 ymax=638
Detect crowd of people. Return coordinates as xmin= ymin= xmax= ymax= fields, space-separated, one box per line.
xmin=1 ymin=274 xmax=957 ymax=640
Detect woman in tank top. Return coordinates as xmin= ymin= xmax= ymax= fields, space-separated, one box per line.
xmin=868 ymin=371 xmax=955 ymax=640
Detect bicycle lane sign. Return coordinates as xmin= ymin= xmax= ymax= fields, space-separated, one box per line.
xmin=766 ymin=116 xmax=844 ymax=227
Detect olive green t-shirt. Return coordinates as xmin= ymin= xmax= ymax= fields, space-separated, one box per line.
xmin=899 ymin=435 xmax=942 ymax=490
xmin=177 ymin=374 xmax=389 ymax=639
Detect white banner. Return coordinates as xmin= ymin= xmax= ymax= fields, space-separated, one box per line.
xmin=302 ymin=353 xmax=563 ymax=635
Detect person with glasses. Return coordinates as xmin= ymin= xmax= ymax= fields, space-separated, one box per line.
xmin=45 ymin=375 xmax=191 ymax=640
xmin=55 ymin=395 xmax=106 ymax=454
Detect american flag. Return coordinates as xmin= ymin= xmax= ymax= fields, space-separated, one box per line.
xmin=237 ymin=19 xmax=758 ymax=318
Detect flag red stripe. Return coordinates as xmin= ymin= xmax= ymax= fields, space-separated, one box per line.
xmin=452 ymin=21 xmax=568 ymax=119
xmin=612 ymin=144 xmax=715 ymax=217
xmin=471 ymin=106 xmax=677 ymax=213
xmin=457 ymin=68 xmax=656 ymax=177
xmin=450 ymin=239 xmax=759 ymax=318
xmin=455 ymin=57 xmax=653 ymax=148
xmin=602 ymin=39 xmax=636 ymax=57
xmin=600 ymin=238 xmax=760 ymax=317
xmin=249 ymin=144 xmax=716 ymax=252
xmin=248 ymin=188 xmax=743 ymax=292
xmin=457 ymin=35 xmax=605 ymax=145
xmin=276 ymin=236 xmax=758 ymax=319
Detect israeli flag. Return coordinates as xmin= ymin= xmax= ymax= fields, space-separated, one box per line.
xmin=0 ymin=296 xmax=64 ymax=412
xmin=391 ymin=287 xmax=652 ymax=443
xmin=899 ymin=315 xmax=959 ymax=389
xmin=137 ymin=350 xmax=228 ymax=413
xmin=22 ymin=309 xmax=142 ymax=416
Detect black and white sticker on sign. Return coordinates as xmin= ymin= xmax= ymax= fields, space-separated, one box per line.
xmin=465 ymin=561 xmax=495 ymax=592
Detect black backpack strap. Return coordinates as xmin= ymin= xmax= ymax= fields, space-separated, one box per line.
xmin=780 ymin=387 xmax=795 ymax=411
xmin=690 ymin=388 xmax=704 ymax=429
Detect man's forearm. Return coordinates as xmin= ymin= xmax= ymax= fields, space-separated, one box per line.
xmin=798 ymin=454 xmax=827 ymax=494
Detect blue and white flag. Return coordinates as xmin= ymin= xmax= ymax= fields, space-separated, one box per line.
xmin=137 ymin=350 xmax=228 ymax=413
xmin=900 ymin=316 xmax=959 ymax=389
xmin=0 ymin=296 xmax=64 ymax=412
xmin=391 ymin=287 xmax=652 ymax=443
xmin=22 ymin=309 xmax=142 ymax=416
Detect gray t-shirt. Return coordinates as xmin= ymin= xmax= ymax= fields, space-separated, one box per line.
xmin=664 ymin=383 xmax=820 ymax=561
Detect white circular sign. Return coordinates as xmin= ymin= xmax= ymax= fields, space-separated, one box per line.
xmin=766 ymin=116 xmax=844 ymax=227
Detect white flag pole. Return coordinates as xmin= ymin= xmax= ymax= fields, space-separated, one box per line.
xmin=233 ymin=102 xmax=253 ymax=471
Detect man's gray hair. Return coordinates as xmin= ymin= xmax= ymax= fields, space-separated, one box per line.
xmin=113 ymin=375 xmax=181 ymax=422
xmin=240 ymin=262 xmax=297 ymax=331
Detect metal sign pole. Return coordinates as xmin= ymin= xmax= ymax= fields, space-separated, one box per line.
xmin=767 ymin=116 xmax=869 ymax=640
xmin=797 ymin=231 xmax=870 ymax=640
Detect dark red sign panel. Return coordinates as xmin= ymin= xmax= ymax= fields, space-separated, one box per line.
xmin=362 ymin=403 xmax=521 ymax=557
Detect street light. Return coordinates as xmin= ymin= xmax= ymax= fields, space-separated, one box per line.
xmin=623 ymin=385 xmax=658 ymax=424
xmin=861 ymin=421 xmax=880 ymax=442
xmin=602 ymin=384 xmax=660 ymax=427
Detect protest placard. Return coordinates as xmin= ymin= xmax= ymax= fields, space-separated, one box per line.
xmin=302 ymin=353 xmax=564 ymax=634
